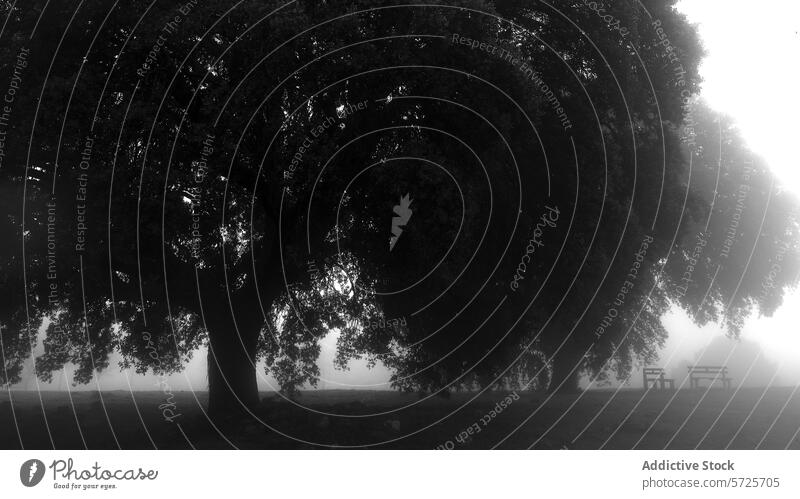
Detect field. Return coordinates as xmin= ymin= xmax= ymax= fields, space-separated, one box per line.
xmin=2 ymin=388 xmax=799 ymax=449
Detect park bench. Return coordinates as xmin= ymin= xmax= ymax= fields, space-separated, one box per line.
xmin=642 ymin=367 xmax=674 ymax=390
xmin=687 ymin=365 xmax=732 ymax=389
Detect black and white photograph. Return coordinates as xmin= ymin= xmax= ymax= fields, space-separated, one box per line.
xmin=1 ymin=0 xmax=799 ymax=496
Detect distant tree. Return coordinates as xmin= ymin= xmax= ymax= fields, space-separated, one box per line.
xmin=693 ymin=336 xmax=780 ymax=388
xmin=664 ymin=101 xmax=800 ymax=342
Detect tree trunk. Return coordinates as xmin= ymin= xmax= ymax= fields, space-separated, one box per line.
xmin=207 ymin=329 xmax=259 ymax=418
xmin=548 ymin=348 xmax=583 ymax=394
xmin=205 ymin=300 xmax=263 ymax=419
xmin=204 ymin=190 xmax=282 ymax=420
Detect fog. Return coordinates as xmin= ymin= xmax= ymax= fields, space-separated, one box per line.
xmin=9 ymin=289 xmax=800 ymax=392
xmin=600 ymin=287 xmax=800 ymax=390
xmin=9 ymin=326 xmax=394 ymax=392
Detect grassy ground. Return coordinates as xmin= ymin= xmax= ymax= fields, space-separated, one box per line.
xmin=1 ymin=387 xmax=799 ymax=449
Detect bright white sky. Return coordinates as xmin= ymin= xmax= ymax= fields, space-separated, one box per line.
xmin=677 ymin=0 xmax=800 ymax=191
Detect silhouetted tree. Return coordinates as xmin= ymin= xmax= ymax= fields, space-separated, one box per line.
xmin=2 ymin=0 xmax=796 ymax=422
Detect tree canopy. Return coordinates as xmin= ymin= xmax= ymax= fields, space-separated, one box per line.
xmin=1 ymin=0 xmax=797 ymax=416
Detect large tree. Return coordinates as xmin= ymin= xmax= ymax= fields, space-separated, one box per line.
xmin=1 ymin=0 xmax=797 ymax=423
